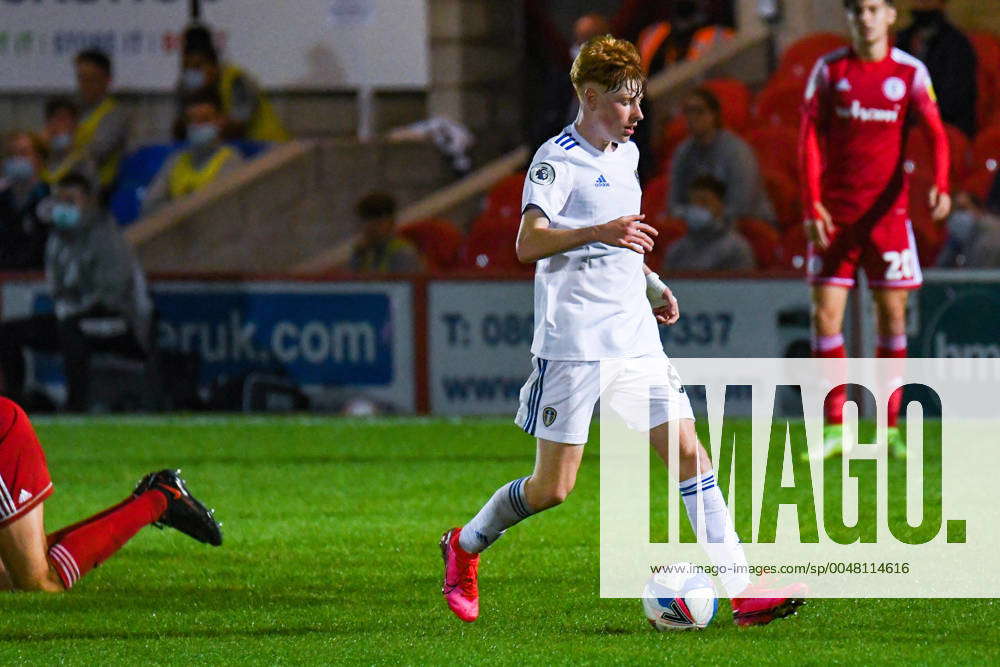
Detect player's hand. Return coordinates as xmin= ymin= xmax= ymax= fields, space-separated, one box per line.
xmin=803 ymin=201 xmax=835 ymax=250
xmin=929 ymin=186 xmax=951 ymax=222
xmin=652 ymin=285 xmax=680 ymax=325
xmin=598 ymin=214 xmax=657 ymax=254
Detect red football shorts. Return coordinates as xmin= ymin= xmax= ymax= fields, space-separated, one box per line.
xmin=0 ymin=397 xmax=53 ymax=528
xmin=807 ymin=210 xmax=923 ymax=290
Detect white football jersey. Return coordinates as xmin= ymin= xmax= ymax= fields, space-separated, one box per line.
xmin=521 ymin=124 xmax=663 ymax=361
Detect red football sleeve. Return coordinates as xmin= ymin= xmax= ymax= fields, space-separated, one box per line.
xmin=799 ymin=61 xmax=827 ymax=220
xmin=912 ymin=66 xmax=950 ymax=195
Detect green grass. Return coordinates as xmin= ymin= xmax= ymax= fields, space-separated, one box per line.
xmin=0 ymin=416 xmax=996 ymax=665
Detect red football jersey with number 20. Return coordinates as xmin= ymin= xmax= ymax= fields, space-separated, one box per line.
xmin=799 ymin=46 xmax=949 ymax=226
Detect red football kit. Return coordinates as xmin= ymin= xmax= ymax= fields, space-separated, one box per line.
xmin=799 ymin=46 xmax=949 ymax=289
xmin=0 ymin=398 xmax=53 ymax=528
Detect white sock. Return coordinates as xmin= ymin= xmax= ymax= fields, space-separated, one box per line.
xmin=459 ymin=476 xmax=535 ymax=554
xmin=680 ymin=470 xmax=751 ymax=598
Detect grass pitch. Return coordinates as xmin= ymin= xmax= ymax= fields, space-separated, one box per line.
xmin=0 ymin=416 xmax=996 ymax=665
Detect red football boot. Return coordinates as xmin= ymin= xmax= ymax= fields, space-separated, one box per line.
xmin=440 ymin=527 xmax=480 ymax=622
xmin=731 ymin=582 xmax=808 ymax=627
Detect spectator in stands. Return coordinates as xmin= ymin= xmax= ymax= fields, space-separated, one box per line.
xmin=0 ymin=172 xmax=154 ymax=412
xmin=895 ymin=0 xmax=977 ymax=137
xmin=44 ymin=49 xmax=130 ymax=194
xmin=178 ymin=24 xmax=289 ymax=142
xmin=142 ymin=91 xmax=244 ymax=216
xmin=0 ymin=131 xmax=50 ymax=270
xmin=935 ymin=191 xmax=1000 ymax=268
xmin=40 ymin=97 xmax=81 ymax=182
xmin=668 ymin=87 xmax=775 ymax=223
xmin=349 ymin=192 xmax=425 ymax=274
xmin=663 ymin=174 xmax=756 ymax=271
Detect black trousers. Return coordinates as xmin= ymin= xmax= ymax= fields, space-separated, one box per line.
xmin=0 ymin=309 xmax=146 ymax=412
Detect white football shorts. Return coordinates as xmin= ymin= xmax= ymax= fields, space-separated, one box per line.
xmin=513 ymin=351 xmax=695 ymax=445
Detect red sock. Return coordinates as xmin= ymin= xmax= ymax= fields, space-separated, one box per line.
xmin=813 ymin=334 xmax=847 ymax=425
xmin=47 ymin=491 xmax=167 ymax=589
xmin=877 ymin=339 xmax=907 ymax=428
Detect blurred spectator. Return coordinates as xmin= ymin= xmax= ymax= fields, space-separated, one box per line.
xmin=62 ymin=49 xmax=130 ymax=193
xmin=664 ymin=174 xmax=756 ymax=271
xmin=179 ymin=24 xmax=289 ymax=142
xmin=40 ymin=97 xmax=81 ymax=182
xmin=935 ymin=191 xmax=1000 ymax=268
xmin=895 ymin=0 xmax=977 ymax=137
xmin=669 ymin=88 xmax=775 ymax=223
xmin=142 ymin=91 xmax=244 ymax=216
xmin=0 ymin=131 xmax=50 ymax=270
xmin=0 ymin=172 xmax=154 ymax=412
xmin=349 ymin=192 xmax=425 ymax=274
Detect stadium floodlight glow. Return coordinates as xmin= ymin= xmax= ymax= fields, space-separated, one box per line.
xmin=599 ymin=357 xmax=1000 ymax=598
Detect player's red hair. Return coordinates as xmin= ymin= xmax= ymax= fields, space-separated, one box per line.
xmin=570 ymin=35 xmax=645 ymax=97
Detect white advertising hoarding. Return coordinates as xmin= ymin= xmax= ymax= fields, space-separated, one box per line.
xmin=0 ymin=0 xmax=428 ymax=90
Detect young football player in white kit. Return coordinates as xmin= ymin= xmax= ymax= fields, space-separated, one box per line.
xmin=440 ymin=35 xmax=805 ymax=627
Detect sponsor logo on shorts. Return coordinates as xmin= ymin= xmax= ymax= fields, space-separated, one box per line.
xmin=542 ymin=406 xmax=557 ymax=427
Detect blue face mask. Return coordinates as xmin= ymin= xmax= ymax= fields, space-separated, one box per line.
xmin=188 ymin=123 xmax=219 ymax=147
xmin=51 ymin=202 xmax=82 ymax=230
xmin=3 ymin=156 xmax=34 ymax=182
xmin=682 ymin=204 xmax=716 ymax=231
xmin=50 ymin=133 xmax=72 ymax=152
xmin=182 ymin=68 xmax=207 ymax=91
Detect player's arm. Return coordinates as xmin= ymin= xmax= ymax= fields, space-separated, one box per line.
xmin=515 ymin=206 xmax=657 ymax=263
xmin=799 ymin=59 xmax=835 ymax=249
xmin=641 ymin=263 xmax=680 ymax=325
xmin=912 ymin=65 xmax=952 ymax=221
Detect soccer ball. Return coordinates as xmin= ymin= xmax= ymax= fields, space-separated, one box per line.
xmin=642 ymin=564 xmax=718 ymax=630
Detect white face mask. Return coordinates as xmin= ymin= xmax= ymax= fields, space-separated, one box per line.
xmin=682 ymin=204 xmax=716 ymax=231
xmin=50 ymin=133 xmax=72 ymax=152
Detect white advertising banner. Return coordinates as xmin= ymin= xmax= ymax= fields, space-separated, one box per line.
xmin=426 ymin=279 xmax=811 ymax=416
xmin=0 ymin=0 xmax=428 ymax=90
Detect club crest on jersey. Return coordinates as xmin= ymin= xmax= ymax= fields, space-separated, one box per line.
xmin=529 ymin=162 xmax=555 ymax=186
xmin=595 ymin=174 xmax=610 ymax=187
xmin=542 ymin=407 xmax=557 ymax=427
xmin=882 ymin=76 xmax=906 ymax=102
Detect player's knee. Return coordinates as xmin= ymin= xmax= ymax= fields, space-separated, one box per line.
xmin=530 ymin=479 xmax=574 ymax=510
xmin=9 ymin=566 xmax=64 ymax=593
xmin=812 ymin=306 xmax=841 ymax=334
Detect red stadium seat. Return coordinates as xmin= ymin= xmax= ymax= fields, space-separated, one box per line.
xmin=969 ymin=31 xmax=1000 ymax=133
xmin=736 ymin=217 xmax=782 ymax=269
xmin=753 ymin=77 xmax=807 ymax=131
xmin=702 ymin=77 xmax=752 ymax=132
xmin=483 ymin=172 xmax=526 ymax=220
xmin=745 ymin=126 xmax=800 ymax=186
xmin=638 ymin=21 xmax=674 ymax=73
xmin=762 ymin=167 xmax=801 ymax=229
xmin=397 ymin=218 xmax=465 ymax=272
xmin=687 ymin=26 xmax=736 ymax=61
xmin=644 ymin=214 xmax=687 ymax=272
xmin=641 ymin=172 xmax=670 ymax=218
xmin=778 ymin=32 xmax=850 ymax=82
xmin=658 ymin=114 xmax=689 ymax=170
xmin=777 ymin=221 xmax=809 ymax=270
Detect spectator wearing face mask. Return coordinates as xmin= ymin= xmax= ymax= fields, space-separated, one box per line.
xmin=669 ymin=88 xmax=775 ymax=224
xmin=895 ymin=0 xmax=977 ymax=138
xmin=176 ymin=24 xmax=289 ymax=143
xmin=141 ymin=91 xmax=245 ymax=216
xmin=40 ymin=97 xmax=84 ymax=183
xmin=935 ymin=190 xmax=1000 ymax=268
xmin=663 ymin=174 xmax=756 ymax=272
xmin=0 ymin=131 xmax=50 ymax=270
xmin=45 ymin=49 xmax=131 ymax=193
xmin=0 ymin=172 xmax=153 ymax=412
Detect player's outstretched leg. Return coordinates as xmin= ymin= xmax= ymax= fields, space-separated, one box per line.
xmin=652 ymin=419 xmax=807 ymax=627
xmin=44 ymin=470 xmax=221 ymax=589
xmin=441 ymin=439 xmax=582 ymax=622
